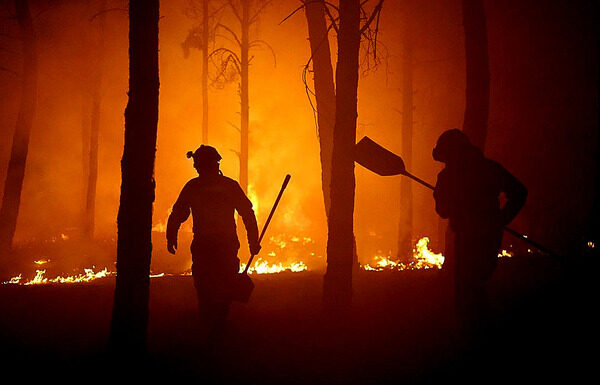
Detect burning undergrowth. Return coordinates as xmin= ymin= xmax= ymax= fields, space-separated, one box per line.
xmin=1 ymin=231 xmax=321 ymax=285
xmin=2 ymin=229 xmax=522 ymax=286
xmin=361 ymin=237 xmax=445 ymax=271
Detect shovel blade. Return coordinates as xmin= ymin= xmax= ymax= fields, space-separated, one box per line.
xmin=355 ymin=136 xmax=406 ymax=176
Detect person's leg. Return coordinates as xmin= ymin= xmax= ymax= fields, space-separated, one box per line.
xmin=455 ymin=234 xmax=499 ymax=350
xmin=454 ymin=234 xmax=485 ymax=345
xmin=193 ymin=270 xmax=214 ymax=334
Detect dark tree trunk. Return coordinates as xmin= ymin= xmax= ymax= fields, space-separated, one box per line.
xmin=84 ymin=0 xmax=107 ymax=239
xmin=304 ymin=0 xmax=335 ymax=217
xmin=81 ymin=99 xmax=91 ymax=233
xmin=0 ymin=0 xmax=37 ymax=251
xmin=202 ymin=0 xmax=209 ymax=144
xmin=239 ymin=0 xmax=250 ymax=194
xmin=461 ymin=0 xmax=489 ymax=150
xmin=109 ymin=0 xmax=159 ymax=353
xmin=397 ymin=17 xmax=413 ymax=261
xmin=80 ymin=2 xmax=91 ymax=232
xmin=323 ymin=0 xmax=360 ymax=311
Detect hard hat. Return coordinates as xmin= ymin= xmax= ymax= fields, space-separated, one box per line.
xmin=432 ymin=129 xmax=471 ymax=162
xmin=186 ymin=145 xmax=222 ymax=164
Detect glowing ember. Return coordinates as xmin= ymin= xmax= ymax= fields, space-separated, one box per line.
xmin=33 ymin=259 xmax=50 ymax=265
xmin=270 ymin=235 xmax=287 ymax=249
xmin=498 ymin=249 xmax=513 ymax=258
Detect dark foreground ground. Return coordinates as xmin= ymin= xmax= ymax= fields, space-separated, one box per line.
xmin=0 ymin=254 xmax=596 ymax=385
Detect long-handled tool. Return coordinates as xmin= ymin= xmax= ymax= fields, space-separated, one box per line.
xmin=231 ymin=174 xmax=292 ymax=303
xmin=244 ymin=174 xmax=292 ymax=273
xmin=354 ymin=136 xmax=563 ymax=260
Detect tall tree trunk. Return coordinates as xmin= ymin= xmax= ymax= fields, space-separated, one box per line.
xmin=0 ymin=0 xmax=37 ymax=251
xmin=239 ymin=0 xmax=250 ymax=194
xmin=110 ymin=0 xmax=159 ymax=353
xmin=80 ymin=95 xmax=91 ymax=231
xmin=304 ymin=0 xmax=335 ymax=217
xmin=84 ymin=0 xmax=107 ymax=239
xmin=461 ymin=0 xmax=489 ymax=150
xmin=397 ymin=17 xmax=413 ymax=261
xmin=323 ymin=0 xmax=360 ymax=311
xmin=202 ymin=0 xmax=209 ymax=144
xmin=80 ymin=1 xmax=91 ymax=234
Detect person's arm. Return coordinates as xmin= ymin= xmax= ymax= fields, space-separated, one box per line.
xmin=433 ymin=168 xmax=452 ymax=219
xmin=495 ymin=162 xmax=528 ymax=226
xmin=166 ymin=183 xmax=192 ymax=254
xmin=234 ymin=183 xmax=260 ymax=255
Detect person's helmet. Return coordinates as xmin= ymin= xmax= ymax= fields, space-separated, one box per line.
xmin=187 ymin=145 xmax=222 ymax=167
xmin=432 ymin=129 xmax=472 ymax=162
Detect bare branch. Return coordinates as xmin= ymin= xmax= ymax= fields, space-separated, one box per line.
xmin=373 ymin=3 xmax=381 ymax=58
xmin=249 ymin=39 xmax=276 ymax=67
xmin=279 ymin=2 xmax=306 ymax=25
xmin=227 ymin=121 xmax=241 ymax=132
xmin=209 ymin=1 xmax=229 ymax=18
xmin=249 ymin=0 xmax=273 ymax=25
xmin=215 ymin=22 xmax=241 ymax=47
xmin=209 ymin=47 xmax=242 ymax=86
xmin=322 ymin=1 xmax=339 ymax=12
xmin=280 ymin=0 xmax=339 ymax=27
xmin=227 ymin=0 xmax=242 ymax=22
xmin=323 ymin=3 xmax=339 ymax=34
xmin=360 ymin=0 xmax=384 ymax=34
xmin=208 ymin=47 xmax=241 ymax=67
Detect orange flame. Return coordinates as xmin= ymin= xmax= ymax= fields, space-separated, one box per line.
xmin=362 ymin=236 xmax=445 ymax=271
xmin=1 ymin=267 xmax=114 ymax=285
xmin=240 ymin=257 xmax=307 ymax=274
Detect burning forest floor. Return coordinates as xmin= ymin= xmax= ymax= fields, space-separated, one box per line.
xmin=0 ymin=249 xmax=596 ymax=385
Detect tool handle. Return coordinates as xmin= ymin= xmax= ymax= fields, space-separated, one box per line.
xmin=405 ymin=172 xmax=435 ymax=190
xmin=503 ymin=227 xmax=565 ymax=261
xmin=243 ymin=174 xmax=291 ymax=274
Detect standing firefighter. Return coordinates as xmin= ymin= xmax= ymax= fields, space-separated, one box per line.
xmin=432 ymin=129 xmax=527 ymax=341
xmin=167 ymin=145 xmax=260 ymax=341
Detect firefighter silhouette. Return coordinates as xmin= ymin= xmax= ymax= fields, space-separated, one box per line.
xmin=433 ymin=129 xmax=527 ymax=341
xmin=167 ymin=145 xmax=260 ymax=342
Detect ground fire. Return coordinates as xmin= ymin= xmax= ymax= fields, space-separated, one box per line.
xmin=1 ymin=233 xmax=516 ymax=285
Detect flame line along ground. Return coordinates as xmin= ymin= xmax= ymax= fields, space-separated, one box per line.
xmin=2 ymin=237 xmax=516 ymax=285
